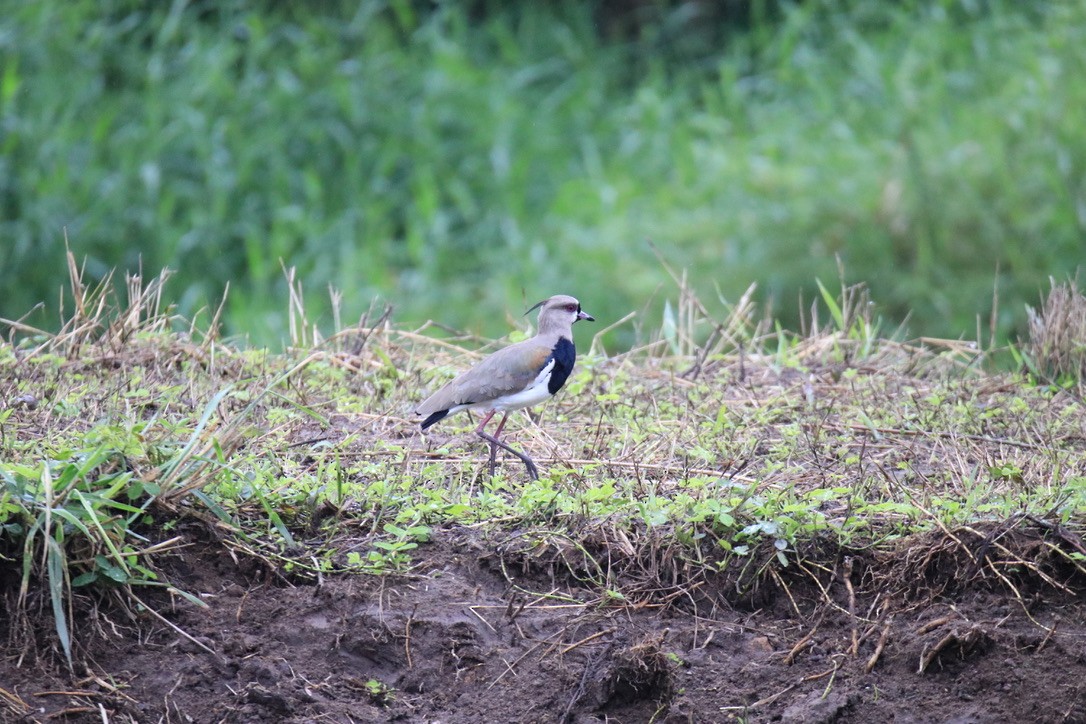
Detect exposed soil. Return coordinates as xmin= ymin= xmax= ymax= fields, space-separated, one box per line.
xmin=3 ymin=521 xmax=1086 ymax=724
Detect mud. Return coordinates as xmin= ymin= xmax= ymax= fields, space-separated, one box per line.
xmin=3 ymin=526 xmax=1086 ymax=723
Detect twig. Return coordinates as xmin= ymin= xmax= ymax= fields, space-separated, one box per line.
xmin=404 ymin=605 xmax=417 ymax=669
xmin=77 ymin=675 xmax=136 ymax=704
xmin=966 ymin=528 xmax=1074 ymax=594
xmin=864 ymin=617 xmax=893 ymax=674
xmin=130 ymin=593 xmax=218 ymax=658
xmin=311 ymin=555 xmax=323 ymax=592
xmin=236 ymin=587 xmax=251 ymax=624
xmin=783 ymin=620 xmax=820 ymax=665
xmin=0 ymin=686 xmax=28 ymax=715
xmin=747 ymin=681 xmax=800 ymax=709
xmin=770 ymin=567 xmax=803 ymax=619
xmin=803 ymin=663 xmax=841 ymax=683
xmin=843 ymin=557 xmax=858 ymax=657
xmin=1036 ymin=618 xmax=1059 ymax=654
xmin=795 ymin=559 xmax=876 ymax=624
xmin=486 ymin=642 xmax=542 ymax=691
xmin=561 ymin=649 xmax=602 ymax=723
xmin=44 ymin=707 xmax=96 ymax=719
xmin=495 ymin=656 xmax=519 ymax=682
xmin=918 ymin=625 xmax=987 ymax=674
xmin=919 ymin=631 xmax=957 ymax=673
xmin=1026 ymin=515 xmax=1086 ymax=558
xmin=819 ymin=658 xmax=842 ymax=698
xmin=468 ymin=606 xmax=498 ymax=633
xmin=848 ymin=424 xmax=1047 ymax=451
xmin=588 ymin=311 xmax=637 ymax=356
xmin=561 ymin=628 xmax=616 ymax=655
xmin=916 ymin=614 xmax=956 ymax=635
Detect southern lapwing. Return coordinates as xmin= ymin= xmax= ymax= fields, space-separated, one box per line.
xmin=416 ymin=294 xmax=594 ymax=479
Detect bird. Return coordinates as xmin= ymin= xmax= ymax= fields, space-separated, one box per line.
xmin=416 ymin=294 xmax=594 ymax=480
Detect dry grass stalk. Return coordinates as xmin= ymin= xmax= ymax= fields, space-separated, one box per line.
xmin=1026 ymin=276 xmax=1086 ymax=381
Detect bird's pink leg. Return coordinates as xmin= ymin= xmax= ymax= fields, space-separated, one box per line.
xmin=474 ymin=410 xmax=501 ymax=476
xmin=474 ymin=410 xmax=498 ymax=435
xmin=476 ymin=410 xmax=538 ymax=480
xmin=487 ymin=413 xmax=510 ymax=474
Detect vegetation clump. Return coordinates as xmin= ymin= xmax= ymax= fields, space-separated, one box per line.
xmin=1025 ymin=277 xmax=1086 ymax=384
xmin=2 ymin=260 xmax=1084 ymax=677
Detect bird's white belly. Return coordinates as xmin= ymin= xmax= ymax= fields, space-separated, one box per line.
xmin=486 ymin=381 xmax=554 ymax=412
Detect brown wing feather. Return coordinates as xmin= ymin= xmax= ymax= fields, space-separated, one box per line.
xmin=415 ymin=337 xmax=556 ymax=415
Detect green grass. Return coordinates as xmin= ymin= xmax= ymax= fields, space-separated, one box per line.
xmin=3 ymin=263 xmax=1085 ymax=666
xmin=2 ymin=1 xmax=1085 ymax=347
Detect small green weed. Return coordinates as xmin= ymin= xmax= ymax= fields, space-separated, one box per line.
xmin=363 ymin=678 xmax=395 ymax=705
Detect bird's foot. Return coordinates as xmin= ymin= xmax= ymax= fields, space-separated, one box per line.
xmin=478 ymin=431 xmax=539 ymax=481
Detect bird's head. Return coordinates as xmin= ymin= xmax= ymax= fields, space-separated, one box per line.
xmin=527 ymin=294 xmax=594 ymax=334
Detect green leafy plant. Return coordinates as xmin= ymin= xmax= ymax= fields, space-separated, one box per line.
xmin=364 ymin=678 xmax=395 ymax=705
xmin=1 ymin=447 xmax=201 ymax=669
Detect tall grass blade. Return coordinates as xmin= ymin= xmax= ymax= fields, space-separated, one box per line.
xmin=159 ymin=384 xmax=235 ymax=497
xmin=816 ymin=279 xmax=845 ymax=332
xmin=45 ymin=536 xmax=73 ymax=670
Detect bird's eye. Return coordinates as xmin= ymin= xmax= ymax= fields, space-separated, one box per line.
xmin=566 ymin=304 xmax=577 ymax=312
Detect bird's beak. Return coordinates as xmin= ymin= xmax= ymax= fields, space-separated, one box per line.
xmin=578 ymin=310 xmax=595 ymax=322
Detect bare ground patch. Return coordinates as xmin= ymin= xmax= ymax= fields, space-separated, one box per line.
xmin=3 ymin=519 xmax=1086 ymax=723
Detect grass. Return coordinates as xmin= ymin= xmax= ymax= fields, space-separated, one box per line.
xmin=2 ymin=1 xmax=1086 ymax=346
xmin=2 ymin=257 xmax=1085 ymax=668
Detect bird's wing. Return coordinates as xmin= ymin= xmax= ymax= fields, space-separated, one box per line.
xmin=415 ymin=338 xmax=555 ymax=415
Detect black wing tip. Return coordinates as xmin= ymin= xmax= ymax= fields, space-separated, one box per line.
xmin=420 ymin=410 xmax=448 ymax=431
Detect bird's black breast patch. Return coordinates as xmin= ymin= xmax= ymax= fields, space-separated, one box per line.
xmin=546 ymin=337 xmax=576 ymax=395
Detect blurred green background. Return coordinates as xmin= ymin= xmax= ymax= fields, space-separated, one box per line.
xmin=2 ymin=0 xmax=1084 ymax=348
